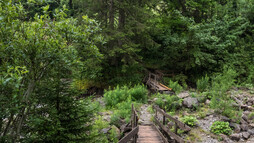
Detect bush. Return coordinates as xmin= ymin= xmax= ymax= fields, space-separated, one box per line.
xmin=168 ymin=80 xmax=183 ymax=94
xmin=196 ymin=75 xmax=210 ymax=92
xmin=210 ymin=121 xmax=232 ymax=135
xmin=211 ymin=67 xmax=237 ymax=94
xmin=181 ymin=116 xmax=198 ymax=127
xmin=104 ymin=85 xmax=147 ymax=108
xmin=154 ymin=94 xmax=182 ymax=112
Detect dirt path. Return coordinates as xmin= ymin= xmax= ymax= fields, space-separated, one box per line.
xmin=139 ymin=104 xmax=153 ymax=125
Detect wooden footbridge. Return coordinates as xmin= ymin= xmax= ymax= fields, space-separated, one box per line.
xmin=118 ymin=104 xmax=191 ymax=143
xmin=145 ymin=72 xmax=172 ymax=94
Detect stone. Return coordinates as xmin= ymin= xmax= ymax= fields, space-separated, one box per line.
xmin=205 ymin=99 xmax=210 ymax=105
xmin=249 ymin=124 xmax=254 ymax=128
xmin=183 ymin=97 xmax=199 ymax=108
xmin=247 ymin=129 xmax=254 ymax=135
xmin=242 ymin=114 xmax=249 ymax=122
xmin=248 ymin=102 xmax=252 ymax=106
xmin=220 ymin=116 xmax=231 ymax=122
xmin=177 ymin=92 xmax=189 ymax=99
xmin=241 ymin=124 xmax=249 ymax=131
xmin=220 ymin=134 xmax=234 ymax=143
xmin=101 ymin=127 xmax=111 ymax=134
xmin=153 ymin=98 xmax=158 ymax=102
xmin=111 ymin=125 xmax=121 ymax=139
xmin=229 ymin=123 xmax=241 ymax=133
xmin=230 ymin=133 xmax=242 ymax=141
xmin=241 ymin=119 xmax=248 ymax=124
xmin=242 ymin=132 xmax=250 ymax=139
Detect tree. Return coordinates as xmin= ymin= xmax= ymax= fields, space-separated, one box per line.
xmin=0 ymin=1 xmax=102 ymax=142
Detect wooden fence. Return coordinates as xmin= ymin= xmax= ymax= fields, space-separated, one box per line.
xmin=153 ymin=105 xmax=191 ymax=143
xmin=118 ymin=104 xmax=139 ymax=143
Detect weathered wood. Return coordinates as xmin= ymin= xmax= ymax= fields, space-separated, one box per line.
xmin=118 ymin=126 xmax=139 ymax=143
xmin=153 ymin=105 xmax=191 ymax=131
xmin=153 ymin=124 xmax=168 ymax=143
xmin=154 ymin=117 xmax=186 ymax=143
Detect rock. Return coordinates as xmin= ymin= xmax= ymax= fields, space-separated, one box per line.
xmin=101 ymin=127 xmax=111 ymax=134
xmin=248 ymin=102 xmax=252 ymax=106
xmin=183 ymin=97 xmax=199 ymax=108
xmin=241 ymin=124 xmax=249 ymax=131
xmin=230 ymin=133 xmax=242 ymax=141
xmin=220 ymin=134 xmax=234 ymax=143
xmin=241 ymin=119 xmax=248 ymax=124
xmin=167 ymin=122 xmax=174 ymax=128
xmin=246 ymin=137 xmax=254 ymax=143
xmin=250 ymin=124 xmax=254 ymax=128
xmin=220 ymin=116 xmax=231 ymax=122
xmin=205 ymin=99 xmax=210 ymax=105
xmin=247 ymin=129 xmax=254 ymax=135
xmin=229 ymin=123 xmax=241 ymax=133
xmin=242 ymin=132 xmax=250 ymax=139
xmin=242 ymin=114 xmax=249 ymax=122
xmin=177 ymin=92 xmax=189 ymax=99
xmin=111 ymin=125 xmax=121 ymax=139
xmin=153 ymin=98 xmax=158 ymax=102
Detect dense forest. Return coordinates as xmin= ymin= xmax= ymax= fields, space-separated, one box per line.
xmin=0 ymin=0 xmax=254 ymax=142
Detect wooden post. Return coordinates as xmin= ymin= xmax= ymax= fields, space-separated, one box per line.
xmin=163 ymin=108 xmax=166 ymax=125
xmin=163 ymin=115 xmax=166 ymax=125
xmin=174 ymin=122 xmax=177 ymax=135
xmin=131 ymin=104 xmax=134 ymax=129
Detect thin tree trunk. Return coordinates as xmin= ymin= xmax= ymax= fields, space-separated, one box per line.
xmin=109 ymin=0 xmax=114 ymax=30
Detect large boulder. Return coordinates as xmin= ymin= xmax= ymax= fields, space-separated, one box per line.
xmin=183 ymin=97 xmax=199 ymax=108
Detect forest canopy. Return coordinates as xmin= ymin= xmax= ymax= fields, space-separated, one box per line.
xmin=0 ymin=0 xmax=253 ymax=142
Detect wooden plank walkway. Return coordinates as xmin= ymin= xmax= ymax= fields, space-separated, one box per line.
xmin=137 ymin=125 xmax=163 ymax=143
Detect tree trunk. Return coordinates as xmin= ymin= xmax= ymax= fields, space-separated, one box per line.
xmin=109 ymin=0 xmax=114 ymax=30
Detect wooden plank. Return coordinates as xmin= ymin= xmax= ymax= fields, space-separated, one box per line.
xmin=159 ymin=83 xmax=172 ymax=90
xmin=153 ymin=105 xmax=191 ymax=131
xmin=153 ymin=124 xmax=168 ymax=143
xmin=118 ymin=126 xmax=139 ymax=143
xmin=154 ymin=117 xmax=186 ymax=143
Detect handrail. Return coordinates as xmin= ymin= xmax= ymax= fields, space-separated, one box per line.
xmin=118 ymin=104 xmax=139 ymax=143
xmin=153 ymin=105 xmax=190 ymax=143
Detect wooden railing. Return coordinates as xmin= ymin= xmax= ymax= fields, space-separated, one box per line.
xmin=118 ymin=104 xmax=139 ymax=143
xmin=153 ymin=105 xmax=191 ymax=143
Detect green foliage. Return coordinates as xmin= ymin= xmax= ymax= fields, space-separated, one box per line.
xmin=210 ymin=121 xmax=232 ymax=135
xmin=154 ymin=94 xmax=182 ymax=112
xmin=104 ymin=85 xmax=148 ymax=108
xmin=196 ymin=75 xmax=210 ymax=92
xmin=181 ymin=116 xmax=198 ymax=127
xmin=168 ymin=80 xmax=183 ymax=94
xmin=211 ymin=67 xmax=237 ymax=94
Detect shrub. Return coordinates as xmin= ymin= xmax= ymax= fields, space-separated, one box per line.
xmin=154 ymin=94 xmax=182 ymax=112
xmin=181 ymin=116 xmax=198 ymax=127
xmin=211 ymin=67 xmax=237 ymax=94
xmin=196 ymin=75 xmax=210 ymax=92
xmin=104 ymin=85 xmax=147 ymax=108
xmin=168 ymin=80 xmax=183 ymax=94
xmin=210 ymin=121 xmax=232 ymax=135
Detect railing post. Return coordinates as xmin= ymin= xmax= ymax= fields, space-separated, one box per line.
xmin=132 ymin=104 xmax=134 ymax=128
xmin=162 ymin=108 xmax=166 ymax=125
xmin=174 ymin=122 xmax=177 ymax=135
